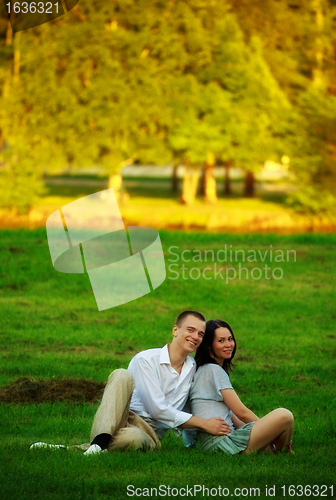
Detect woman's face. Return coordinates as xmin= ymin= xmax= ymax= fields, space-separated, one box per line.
xmin=211 ymin=327 xmax=235 ymax=364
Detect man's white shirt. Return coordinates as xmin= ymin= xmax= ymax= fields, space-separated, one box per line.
xmin=128 ymin=344 xmax=195 ymax=439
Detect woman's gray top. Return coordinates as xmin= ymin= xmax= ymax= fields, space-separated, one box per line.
xmin=189 ymin=363 xmax=234 ymax=431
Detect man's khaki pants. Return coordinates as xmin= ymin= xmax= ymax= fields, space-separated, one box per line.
xmin=89 ymin=369 xmax=161 ymax=452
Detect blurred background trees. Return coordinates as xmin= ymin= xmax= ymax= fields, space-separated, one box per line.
xmin=231 ymin=0 xmax=336 ymax=218
xmin=0 ymin=0 xmax=335 ymax=217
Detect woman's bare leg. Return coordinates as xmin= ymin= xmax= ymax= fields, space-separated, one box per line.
xmin=245 ymin=408 xmax=294 ymax=454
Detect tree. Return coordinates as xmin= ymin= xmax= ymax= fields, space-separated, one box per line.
xmin=1 ymin=0 xmax=329 ymax=214
xmin=0 ymin=17 xmax=50 ymax=213
xmin=197 ymin=22 xmax=292 ymax=198
xmin=230 ymin=0 xmax=336 ymax=209
xmin=286 ymin=85 xmax=336 ymax=220
xmin=0 ymin=0 xmax=175 ymax=209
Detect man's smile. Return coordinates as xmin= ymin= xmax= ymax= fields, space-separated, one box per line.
xmin=187 ymin=339 xmax=198 ymax=346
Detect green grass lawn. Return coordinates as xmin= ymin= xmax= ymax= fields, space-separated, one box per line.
xmin=0 ymin=229 xmax=335 ymax=499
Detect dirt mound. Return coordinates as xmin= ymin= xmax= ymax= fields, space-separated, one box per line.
xmin=0 ymin=377 xmax=105 ymax=404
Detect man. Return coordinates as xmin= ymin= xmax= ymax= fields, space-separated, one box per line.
xmin=84 ymin=310 xmax=231 ymax=454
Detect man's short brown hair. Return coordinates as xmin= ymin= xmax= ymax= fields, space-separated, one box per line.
xmin=175 ymin=310 xmax=206 ymax=327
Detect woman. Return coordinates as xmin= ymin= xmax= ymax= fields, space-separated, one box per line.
xmin=190 ymin=319 xmax=294 ymax=455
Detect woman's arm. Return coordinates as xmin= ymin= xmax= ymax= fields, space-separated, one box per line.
xmin=231 ymin=412 xmax=246 ymax=429
xmin=221 ymin=389 xmax=259 ymax=423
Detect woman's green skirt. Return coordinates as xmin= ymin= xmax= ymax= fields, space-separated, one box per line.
xmin=198 ymin=422 xmax=255 ymax=455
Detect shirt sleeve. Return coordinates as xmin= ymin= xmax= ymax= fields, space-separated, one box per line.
xmin=129 ymin=355 xmax=193 ymax=429
xmin=208 ymin=364 xmax=233 ymax=397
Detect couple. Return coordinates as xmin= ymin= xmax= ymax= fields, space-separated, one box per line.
xmin=84 ymin=310 xmax=294 ymax=455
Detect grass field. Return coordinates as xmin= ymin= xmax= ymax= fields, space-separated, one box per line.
xmin=1 ymin=229 xmax=335 ymax=499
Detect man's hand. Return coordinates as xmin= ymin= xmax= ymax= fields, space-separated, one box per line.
xmin=181 ymin=415 xmax=232 ymax=435
xmin=202 ymin=417 xmax=232 ymax=436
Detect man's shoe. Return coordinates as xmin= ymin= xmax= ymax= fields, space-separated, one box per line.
xmin=30 ymin=442 xmax=67 ymax=450
xmin=83 ymin=444 xmax=107 ymax=455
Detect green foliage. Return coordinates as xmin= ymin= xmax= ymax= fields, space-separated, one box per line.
xmin=287 ymin=186 xmax=336 ymax=220
xmin=0 ymin=169 xmax=45 ymax=215
xmin=0 ymin=127 xmax=48 ymax=214
xmin=231 ymin=0 xmax=336 ymax=97
xmin=231 ymin=0 xmax=336 ymax=213
xmin=1 ymin=0 xmax=336 ymax=215
xmin=0 ymin=0 xmax=291 ymax=209
xmin=286 ymin=85 xmax=336 ymax=217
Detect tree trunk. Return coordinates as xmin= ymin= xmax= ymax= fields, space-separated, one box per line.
xmin=312 ymin=0 xmax=324 ymax=86
xmin=199 ymin=166 xmax=205 ymax=196
xmin=108 ymin=158 xmax=133 ymax=200
xmin=108 ymin=173 xmax=122 ymax=193
xmin=13 ymin=32 xmax=21 ymax=84
xmin=244 ymin=171 xmax=255 ymax=197
xmin=190 ymin=168 xmax=200 ymax=201
xmin=181 ymin=162 xmax=199 ymax=205
xmin=171 ymin=164 xmax=178 ymax=193
xmin=223 ymin=161 xmax=232 ymax=195
xmin=204 ymin=161 xmax=217 ymax=204
xmin=6 ymin=16 xmax=13 ymax=46
xmin=181 ymin=163 xmax=191 ymax=204
xmin=3 ymin=18 xmax=14 ymax=99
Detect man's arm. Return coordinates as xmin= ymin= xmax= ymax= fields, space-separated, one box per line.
xmin=182 ymin=416 xmax=232 ymax=435
xmin=129 ymin=355 xmax=231 ymax=435
xmin=129 ymin=355 xmax=192 ymax=428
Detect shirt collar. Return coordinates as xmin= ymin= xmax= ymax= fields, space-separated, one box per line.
xmin=160 ymin=344 xmax=171 ymax=365
xmin=160 ymin=344 xmax=195 ymax=371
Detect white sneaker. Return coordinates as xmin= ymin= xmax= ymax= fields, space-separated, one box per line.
xmin=83 ymin=444 xmax=107 ymax=455
xmin=30 ymin=442 xmax=67 ymax=450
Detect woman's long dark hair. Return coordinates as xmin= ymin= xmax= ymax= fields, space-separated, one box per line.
xmin=195 ymin=319 xmax=236 ymax=374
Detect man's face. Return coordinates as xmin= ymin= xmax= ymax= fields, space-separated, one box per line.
xmin=172 ymin=314 xmax=205 ymax=354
